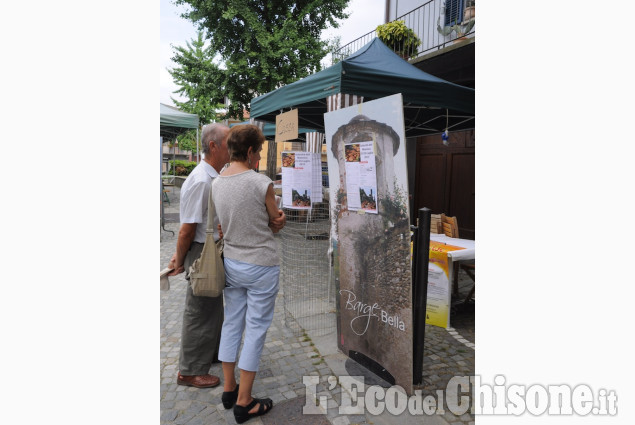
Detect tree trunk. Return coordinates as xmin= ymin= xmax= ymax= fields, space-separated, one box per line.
xmin=266 ymin=139 xmax=277 ymax=180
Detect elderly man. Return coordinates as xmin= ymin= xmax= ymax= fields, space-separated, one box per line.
xmin=168 ymin=123 xmax=231 ymax=388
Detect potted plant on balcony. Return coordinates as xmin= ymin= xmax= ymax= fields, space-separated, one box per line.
xmin=454 ymin=0 xmax=475 ymax=39
xmin=464 ymin=0 xmax=475 ymax=21
xmin=376 ymin=20 xmax=421 ymax=59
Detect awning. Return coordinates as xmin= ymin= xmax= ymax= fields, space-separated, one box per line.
xmin=229 ymin=120 xmax=319 ymax=138
xmin=160 ymin=103 xmax=199 ymax=139
xmin=250 ymin=38 xmax=474 ymax=137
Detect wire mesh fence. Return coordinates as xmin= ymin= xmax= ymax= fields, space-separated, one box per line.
xmin=278 ymin=199 xmax=336 ymax=337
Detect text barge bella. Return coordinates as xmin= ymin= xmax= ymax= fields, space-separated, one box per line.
xmin=340 ymin=289 xmax=405 ymax=335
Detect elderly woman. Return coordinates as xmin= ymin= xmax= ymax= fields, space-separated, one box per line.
xmin=211 ymin=124 xmax=285 ymax=424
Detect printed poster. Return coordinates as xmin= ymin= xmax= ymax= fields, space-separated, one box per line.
xmin=312 ymin=153 xmax=322 ymax=202
xmin=281 ymin=151 xmax=322 ymax=209
xmin=344 ymin=141 xmax=378 ymax=213
xmin=426 ymin=241 xmax=465 ymax=328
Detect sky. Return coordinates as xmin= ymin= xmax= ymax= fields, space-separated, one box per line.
xmin=160 ymin=0 xmax=385 ymax=106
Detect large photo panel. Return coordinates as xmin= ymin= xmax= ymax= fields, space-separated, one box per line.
xmin=324 ymin=94 xmax=413 ymax=393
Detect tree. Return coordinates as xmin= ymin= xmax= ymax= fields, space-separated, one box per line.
xmin=175 ymin=0 xmax=350 ymax=119
xmin=326 ymin=35 xmax=343 ymax=65
xmin=168 ymin=31 xmax=226 ymax=125
xmin=176 ymin=129 xmax=199 ymax=154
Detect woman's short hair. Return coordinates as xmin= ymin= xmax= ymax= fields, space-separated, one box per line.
xmin=227 ymin=124 xmax=265 ymax=162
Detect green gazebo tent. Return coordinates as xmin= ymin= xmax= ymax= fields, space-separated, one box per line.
xmin=160 ymin=103 xmax=199 ymax=138
xmin=229 ymin=120 xmax=319 ymax=139
xmin=250 ymin=38 xmax=474 ymax=137
xmin=159 ymin=104 xmax=200 ymax=236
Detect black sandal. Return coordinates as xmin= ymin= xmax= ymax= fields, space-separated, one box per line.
xmin=233 ymin=397 xmax=273 ymax=424
xmin=221 ymin=384 xmax=239 ymax=409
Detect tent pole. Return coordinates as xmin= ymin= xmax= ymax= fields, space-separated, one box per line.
xmin=160 ymin=136 xmax=163 ymax=239
xmin=160 ymin=136 xmax=174 ymax=237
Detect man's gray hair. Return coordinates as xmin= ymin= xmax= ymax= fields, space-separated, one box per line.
xmin=201 ymin=123 xmax=228 ymax=155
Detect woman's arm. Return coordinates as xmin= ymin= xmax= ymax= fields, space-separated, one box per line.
xmin=265 ymin=183 xmax=285 ymax=233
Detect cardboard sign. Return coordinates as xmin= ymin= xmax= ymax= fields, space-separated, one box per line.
xmin=275 ymin=109 xmax=298 ymax=142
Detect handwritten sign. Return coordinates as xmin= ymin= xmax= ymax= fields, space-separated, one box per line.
xmin=275 ymin=109 xmax=298 ymax=143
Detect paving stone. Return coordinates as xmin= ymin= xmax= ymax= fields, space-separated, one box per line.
xmin=443 ymin=411 xmax=460 ymax=423
xmin=344 ymin=414 xmax=367 ymax=424
xmin=174 ymin=400 xmax=192 ymax=410
xmin=182 ymin=416 xmax=206 ymax=425
xmin=175 ymin=391 xmax=192 ymax=401
xmin=162 ymin=391 xmax=176 ymax=401
xmin=160 ymin=409 xmax=178 ymax=422
xmin=284 ymin=390 xmax=298 ymax=399
xmin=269 ymin=392 xmax=287 ymax=404
xmin=174 ymin=411 xmax=196 ymax=425
xmin=460 ymin=413 xmax=474 ymax=422
xmin=161 ymin=400 xmax=176 ymax=410
xmin=331 ymin=416 xmax=350 ymax=425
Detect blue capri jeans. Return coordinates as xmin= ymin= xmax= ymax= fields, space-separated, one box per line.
xmin=218 ymin=258 xmax=280 ymax=372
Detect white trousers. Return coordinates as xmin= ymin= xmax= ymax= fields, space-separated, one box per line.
xmin=218 ymin=258 xmax=280 ymax=372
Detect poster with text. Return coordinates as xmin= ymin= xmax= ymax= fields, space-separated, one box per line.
xmin=344 ymin=142 xmax=378 ymax=213
xmin=324 ymin=94 xmax=412 ymax=394
xmin=281 ymin=151 xmax=322 ymax=209
xmin=426 ymin=241 xmax=465 ymax=328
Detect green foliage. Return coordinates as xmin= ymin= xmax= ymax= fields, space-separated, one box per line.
xmin=168 ymin=159 xmax=197 ymax=176
xmin=168 ymin=31 xmax=226 ymax=124
xmin=176 ymin=129 xmax=199 ymax=153
xmin=376 ymin=20 xmax=421 ymax=57
xmin=327 ymin=35 xmax=343 ymax=65
xmin=380 ymin=183 xmax=409 ymax=226
xmin=175 ymin=0 xmax=350 ymax=120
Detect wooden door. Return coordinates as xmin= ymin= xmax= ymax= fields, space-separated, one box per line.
xmin=413 ymin=130 xmax=475 ymax=240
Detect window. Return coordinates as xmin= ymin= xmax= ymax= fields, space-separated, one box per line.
xmin=444 ymin=0 xmax=465 ymax=27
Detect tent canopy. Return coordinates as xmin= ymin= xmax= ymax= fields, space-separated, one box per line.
xmin=250 ymin=38 xmax=474 ymax=137
xmin=229 ymin=120 xmax=318 ymax=139
xmin=160 ymin=103 xmax=199 ymax=140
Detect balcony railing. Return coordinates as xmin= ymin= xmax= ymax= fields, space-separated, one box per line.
xmin=331 ymin=0 xmax=475 ymax=65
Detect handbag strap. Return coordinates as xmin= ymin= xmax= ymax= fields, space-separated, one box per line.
xmin=206 ymin=177 xmax=216 ymax=234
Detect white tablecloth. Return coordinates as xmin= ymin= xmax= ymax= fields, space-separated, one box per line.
xmin=430 ymin=234 xmax=475 ymax=261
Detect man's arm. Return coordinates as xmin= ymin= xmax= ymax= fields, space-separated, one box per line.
xmin=167 ymin=222 xmax=197 ymax=275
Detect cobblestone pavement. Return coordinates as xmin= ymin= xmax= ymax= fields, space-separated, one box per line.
xmin=160 ymin=185 xmax=475 ymax=425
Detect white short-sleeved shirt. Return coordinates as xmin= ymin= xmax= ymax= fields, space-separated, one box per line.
xmin=179 ymin=161 xmax=220 ymax=243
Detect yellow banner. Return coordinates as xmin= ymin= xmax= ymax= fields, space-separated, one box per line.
xmin=426 ymin=241 xmax=465 ymax=328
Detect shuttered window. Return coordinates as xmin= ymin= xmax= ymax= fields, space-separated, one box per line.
xmin=444 ymin=0 xmax=465 ymax=27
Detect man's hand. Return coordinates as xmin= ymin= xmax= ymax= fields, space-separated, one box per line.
xmin=167 ymin=253 xmax=185 ymax=276
xmin=168 ymin=222 xmax=197 ymax=276
xmin=269 ymin=209 xmax=286 ymax=233
xmin=217 ymin=224 xmax=224 ymax=239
